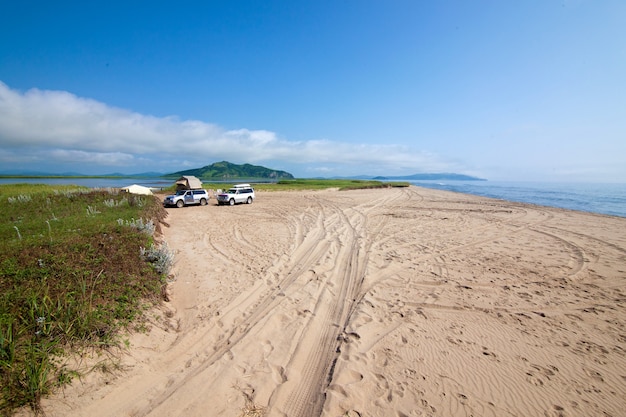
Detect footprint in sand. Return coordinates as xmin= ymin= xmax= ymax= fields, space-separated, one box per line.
xmin=262 ymin=340 xmax=274 ymax=355
xmin=545 ymin=404 xmax=570 ymax=417
xmin=371 ymin=349 xmax=391 ymax=367
xmin=334 ymin=369 xmax=364 ymax=386
xmin=270 ymin=364 xmax=287 ymax=384
xmin=481 ymin=347 xmax=498 ymax=360
xmin=582 ymin=366 xmax=604 ymax=382
xmin=525 ymin=363 xmax=559 ymax=387
xmin=525 ymin=369 xmax=545 ymax=387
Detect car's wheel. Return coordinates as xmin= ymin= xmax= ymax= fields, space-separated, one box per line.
xmin=176 ymin=200 xmax=184 ymax=208
xmin=246 ymin=197 xmax=252 ymax=204
xmin=229 ymin=198 xmax=235 ymax=206
xmin=200 ymin=198 xmax=207 ymax=206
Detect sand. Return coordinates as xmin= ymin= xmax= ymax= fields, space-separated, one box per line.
xmin=36 ymin=186 xmax=626 ymax=417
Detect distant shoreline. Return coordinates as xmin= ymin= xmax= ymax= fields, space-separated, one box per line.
xmin=0 ymin=175 xmax=148 ymax=179
xmin=2 ymin=176 xmax=624 ymax=218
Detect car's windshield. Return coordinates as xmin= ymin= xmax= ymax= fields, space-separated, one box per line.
xmin=175 ymin=190 xmax=187 ymax=195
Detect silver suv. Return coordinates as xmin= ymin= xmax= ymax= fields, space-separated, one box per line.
xmin=163 ymin=189 xmax=209 ymax=208
xmin=216 ymin=184 xmax=255 ymax=205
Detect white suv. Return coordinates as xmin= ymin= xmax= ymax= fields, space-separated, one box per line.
xmin=163 ymin=189 xmax=209 ymax=208
xmin=216 ymin=184 xmax=255 ymax=205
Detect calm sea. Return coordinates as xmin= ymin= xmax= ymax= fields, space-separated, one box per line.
xmin=1 ymin=177 xmax=624 ymax=218
xmin=409 ymin=181 xmax=626 ymax=218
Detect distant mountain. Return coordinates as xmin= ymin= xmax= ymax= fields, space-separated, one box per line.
xmin=102 ymin=172 xmax=165 ymax=177
xmin=166 ymin=161 xmax=294 ymax=180
xmin=372 ymin=173 xmax=486 ymax=181
xmin=1 ymin=166 xmax=482 ymax=182
xmin=0 ymin=170 xmax=84 ymax=176
xmin=0 ymin=170 xmax=165 ymax=177
xmin=134 ymin=171 xmax=166 ymax=177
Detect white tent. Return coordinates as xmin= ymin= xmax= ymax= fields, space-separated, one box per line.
xmin=120 ymin=184 xmax=154 ymax=195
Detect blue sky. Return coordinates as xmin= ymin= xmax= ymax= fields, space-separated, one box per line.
xmin=1 ymin=0 xmax=625 ymax=181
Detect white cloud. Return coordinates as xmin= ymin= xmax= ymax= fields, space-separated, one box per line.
xmin=48 ymin=149 xmax=137 ymax=166
xmin=0 ymin=81 xmax=459 ymax=175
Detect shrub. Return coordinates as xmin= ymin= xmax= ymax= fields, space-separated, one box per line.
xmin=117 ymin=217 xmax=156 ymax=236
xmin=140 ymin=242 xmax=175 ymax=276
xmin=0 ymin=185 xmax=170 ymax=414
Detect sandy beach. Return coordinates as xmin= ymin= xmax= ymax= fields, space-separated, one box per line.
xmin=36 ymin=186 xmax=626 ymax=417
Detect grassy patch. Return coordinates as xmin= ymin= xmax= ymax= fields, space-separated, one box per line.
xmin=201 ymin=178 xmax=410 ymax=191
xmin=0 ymin=184 xmax=170 ymax=414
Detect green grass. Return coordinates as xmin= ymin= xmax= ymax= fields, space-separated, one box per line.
xmin=278 ymin=178 xmax=410 ymax=190
xmin=0 ymin=184 xmax=170 ymax=415
xmin=200 ymin=178 xmax=410 ymax=191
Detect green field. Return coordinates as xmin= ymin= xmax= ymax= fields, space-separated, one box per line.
xmin=0 ymin=184 xmax=170 ymax=414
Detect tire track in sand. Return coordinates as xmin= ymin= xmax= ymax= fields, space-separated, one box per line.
xmin=127 ymin=191 xmax=395 ymax=416
xmin=273 ymin=190 xmax=405 ymax=416
xmin=128 ymin=203 xmax=336 ymax=415
xmin=274 ymin=198 xmax=369 ymax=417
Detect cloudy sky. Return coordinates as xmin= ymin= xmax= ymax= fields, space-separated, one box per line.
xmin=1 ymin=1 xmax=625 ymax=181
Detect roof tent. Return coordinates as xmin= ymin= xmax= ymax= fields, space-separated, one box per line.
xmin=175 ymin=175 xmax=203 ymax=190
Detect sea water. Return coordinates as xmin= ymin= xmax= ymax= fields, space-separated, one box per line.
xmin=409 ymin=181 xmax=626 ymax=218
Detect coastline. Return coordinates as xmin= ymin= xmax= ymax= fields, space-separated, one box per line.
xmin=410 ymin=180 xmax=626 ymax=218
xmin=2 ymin=177 xmax=624 ymax=218
xmin=35 ymin=186 xmax=626 ymax=417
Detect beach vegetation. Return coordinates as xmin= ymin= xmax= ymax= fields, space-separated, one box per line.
xmin=0 ymin=184 xmax=169 ymax=414
xmin=277 ymin=178 xmax=411 ymax=190
xmin=201 ymin=178 xmax=410 ymax=192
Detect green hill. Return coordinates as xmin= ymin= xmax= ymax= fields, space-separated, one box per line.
xmin=165 ymin=161 xmax=294 ymax=180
